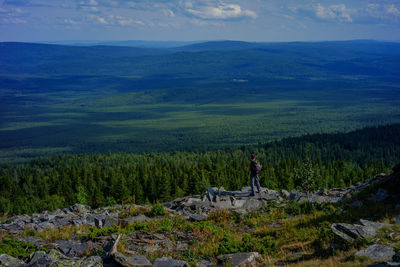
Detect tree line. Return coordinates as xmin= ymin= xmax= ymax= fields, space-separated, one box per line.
xmin=1 ymin=124 xmax=399 ymax=215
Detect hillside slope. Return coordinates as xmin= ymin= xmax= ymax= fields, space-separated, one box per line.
xmin=0 ymin=164 xmax=399 ymax=266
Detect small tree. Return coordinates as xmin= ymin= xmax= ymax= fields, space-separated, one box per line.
xmin=294 ymin=159 xmax=316 ymax=200
xmin=76 ymin=185 xmax=88 ymax=205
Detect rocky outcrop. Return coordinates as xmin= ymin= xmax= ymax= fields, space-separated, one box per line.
xmin=166 ymin=186 xmax=282 ymax=215
xmin=0 ymin=254 xmax=25 ymax=266
xmin=331 ymin=219 xmax=391 ymax=243
xmin=23 ymin=249 xmax=103 ymax=267
xmin=355 ymin=244 xmax=395 ymax=261
xmin=0 ymin=203 xmax=119 ymax=234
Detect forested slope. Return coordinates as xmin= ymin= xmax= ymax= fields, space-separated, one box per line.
xmin=1 ymin=124 xmax=399 ymax=215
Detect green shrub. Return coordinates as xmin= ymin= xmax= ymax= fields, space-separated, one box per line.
xmin=151 ymin=203 xmax=165 ymax=216
xmin=241 ymin=233 xmax=277 ymax=255
xmin=87 ymin=226 xmax=119 ymax=239
xmin=0 ymin=238 xmax=36 ymax=259
xmin=218 ymin=234 xmax=242 ymax=255
xmin=156 ymin=217 xmax=173 ymax=232
xmin=105 ymin=197 xmax=117 ymax=206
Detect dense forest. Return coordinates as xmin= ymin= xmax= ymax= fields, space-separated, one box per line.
xmin=1 ymin=124 xmax=399 ymax=215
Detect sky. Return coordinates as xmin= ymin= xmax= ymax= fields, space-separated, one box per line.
xmin=0 ymin=0 xmax=400 ymax=42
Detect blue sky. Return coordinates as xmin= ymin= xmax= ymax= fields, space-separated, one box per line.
xmin=1 ymin=0 xmax=400 ymax=42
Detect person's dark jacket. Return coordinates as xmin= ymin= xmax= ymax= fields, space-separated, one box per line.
xmin=249 ymin=160 xmax=259 ymax=177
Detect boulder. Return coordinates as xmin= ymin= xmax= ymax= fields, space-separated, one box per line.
xmin=0 ymin=254 xmax=25 ymax=266
xmin=53 ymin=240 xmax=93 ymax=257
xmin=359 ymin=219 xmax=391 ymax=230
xmin=396 ymin=215 xmax=400 ymax=225
xmin=152 ymin=256 xmax=189 ymax=267
xmin=355 ymin=244 xmax=395 ymax=261
xmin=189 ymin=214 xmax=207 ymax=222
xmin=27 ymin=250 xmax=52 ymax=266
xmin=79 ymin=256 xmax=103 ymax=267
xmin=217 ymin=252 xmax=260 ymax=267
xmin=281 ymin=189 xmax=290 ymax=198
xmin=331 ymin=223 xmax=377 ymax=243
xmin=113 ymin=252 xmax=152 ymax=267
xmin=70 ymin=203 xmax=91 ymax=214
xmin=196 ymin=260 xmax=212 ymax=267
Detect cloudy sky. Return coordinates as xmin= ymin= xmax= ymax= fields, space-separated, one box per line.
xmin=1 ymin=0 xmax=400 ymax=42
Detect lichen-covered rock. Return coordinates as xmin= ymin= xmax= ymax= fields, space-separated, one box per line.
xmin=53 ymin=240 xmax=93 ymax=257
xmin=113 ymin=252 xmax=151 ymax=267
xmin=331 ymin=219 xmax=390 ymax=243
xmin=26 ymin=250 xmax=52 ymax=266
xmin=0 ymin=254 xmax=25 ymax=267
xmin=355 ymin=244 xmax=395 ymax=261
xmin=331 ymin=223 xmax=377 ymax=242
xmin=152 ymin=256 xmax=189 ymax=267
xmin=217 ymin=252 xmax=260 ymax=267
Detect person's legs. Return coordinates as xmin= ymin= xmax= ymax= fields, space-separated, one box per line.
xmin=255 ymin=175 xmax=261 ymax=193
xmin=250 ymin=175 xmax=255 ymax=195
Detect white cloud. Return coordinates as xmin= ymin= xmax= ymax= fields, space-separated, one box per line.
xmin=116 ymin=16 xmax=144 ymax=26
xmin=314 ymin=3 xmax=353 ymax=22
xmin=163 ymin=9 xmax=175 ymax=17
xmin=315 ymin=3 xmax=336 ymax=19
xmin=88 ymin=0 xmax=98 ymax=6
xmin=89 ymin=14 xmax=108 ymax=24
xmin=185 ymin=3 xmax=257 ymax=20
xmin=386 ymin=4 xmax=400 ymax=16
xmin=2 ymin=17 xmax=27 ymax=24
xmin=127 ymin=2 xmax=136 ymax=8
xmin=63 ymin=18 xmax=79 ymax=25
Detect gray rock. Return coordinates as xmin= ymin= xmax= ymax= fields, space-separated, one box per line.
xmin=54 ymin=240 xmax=92 ymax=257
xmin=396 ymin=215 xmax=400 ymax=224
xmin=196 ymin=260 xmax=212 ymax=267
xmin=355 ymin=244 xmax=395 ymax=261
xmin=0 ymin=254 xmax=25 ymax=266
xmin=241 ymin=199 xmax=263 ymax=211
xmin=281 ymin=189 xmax=290 ymax=198
xmin=189 ymin=214 xmax=207 ymax=222
xmin=217 ymin=252 xmax=260 ymax=267
xmin=359 ymin=219 xmax=391 ymax=230
xmin=152 ymin=256 xmax=189 ymax=267
xmin=80 ymin=256 xmax=103 ymax=267
xmin=212 ymin=200 xmax=233 ymax=209
xmin=103 ymin=216 xmax=119 ymax=228
xmin=288 ymin=190 xmax=308 ymax=202
xmin=331 ymin=223 xmax=377 ymax=243
xmin=27 ymin=250 xmax=52 ymax=266
xmin=113 ymin=252 xmax=152 ymax=267
xmin=70 ymin=203 xmax=91 ymax=214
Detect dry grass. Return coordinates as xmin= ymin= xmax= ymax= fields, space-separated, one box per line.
xmin=21 ymin=225 xmax=90 ymax=242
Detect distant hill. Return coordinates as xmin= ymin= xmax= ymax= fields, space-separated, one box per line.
xmin=0 ymin=40 xmax=400 ymax=163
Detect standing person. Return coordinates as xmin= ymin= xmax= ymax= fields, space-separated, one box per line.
xmin=249 ymin=154 xmax=262 ymax=196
